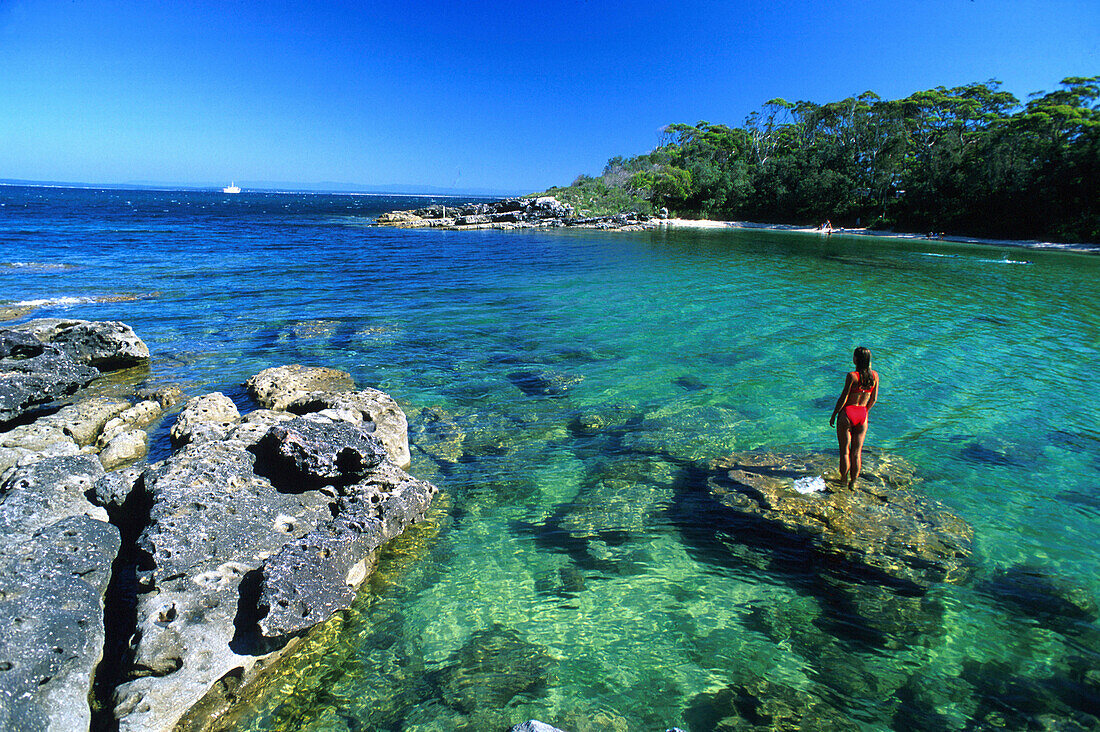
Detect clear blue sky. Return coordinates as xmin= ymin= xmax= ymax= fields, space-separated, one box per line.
xmin=0 ymin=0 xmax=1096 ymax=193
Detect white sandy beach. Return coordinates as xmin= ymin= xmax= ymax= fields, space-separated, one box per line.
xmin=660 ymin=218 xmax=1099 ymax=255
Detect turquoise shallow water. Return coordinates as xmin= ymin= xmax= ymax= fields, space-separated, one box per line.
xmin=3 ymin=186 xmax=1100 ymax=730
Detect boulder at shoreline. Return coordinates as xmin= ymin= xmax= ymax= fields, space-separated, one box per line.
xmin=114 ymin=365 xmax=438 ymax=732
xmin=707 ymin=449 xmax=974 ymax=591
xmin=0 ymin=320 xmax=152 ymax=731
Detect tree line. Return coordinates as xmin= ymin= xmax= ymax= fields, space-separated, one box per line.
xmin=545 ymin=77 xmax=1099 ymax=243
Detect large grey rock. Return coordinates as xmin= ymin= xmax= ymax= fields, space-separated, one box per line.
xmin=0 ymin=516 xmax=120 ymax=732
xmin=137 ymin=384 xmax=185 ymax=409
xmin=376 ymin=196 xmax=580 ymax=231
xmin=114 ymin=439 xmax=334 ymax=732
xmin=0 ymin=421 xmax=78 ymax=477
xmin=245 ymin=365 xmax=356 ymax=411
xmin=16 ymin=318 xmax=150 ymax=370
xmin=0 ymin=453 xmax=119 ymax=732
xmin=0 ymin=330 xmax=100 ymax=423
xmin=112 ymin=373 xmax=438 ymax=732
xmin=287 ymin=388 xmax=413 ymax=469
xmin=258 ymin=461 xmax=437 ymax=637
xmin=0 ymin=455 xmax=108 ymax=533
xmin=254 ymin=414 xmax=388 ymax=487
xmin=169 ymin=392 xmax=240 ymax=446
xmin=708 ymin=450 xmax=974 ymax=591
xmin=0 ymin=439 xmax=83 ymax=478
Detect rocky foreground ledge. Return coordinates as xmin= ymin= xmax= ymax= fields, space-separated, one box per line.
xmin=374 ymin=196 xmax=665 ymax=231
xmin=0 ymin=321 xmax=438 ymax=731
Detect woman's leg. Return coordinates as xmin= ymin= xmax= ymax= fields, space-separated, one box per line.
xmin=836 ymin=413 xmax=852 ymax=482
xmin=849 ymin=421 xmax=868 ymax=486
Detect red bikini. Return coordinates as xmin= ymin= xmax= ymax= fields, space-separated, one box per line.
xmin=844 ymin=404 xmax=868 ymax=426
xmin=843 ymin=373 xmax=874 ymax=427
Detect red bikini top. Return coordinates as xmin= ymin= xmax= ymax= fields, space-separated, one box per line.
xmin=851 ymin=372 xmax=874 ymax=393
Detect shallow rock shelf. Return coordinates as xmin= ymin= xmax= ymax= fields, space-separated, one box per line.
xmin=0 ymin=321 xmax=439 ymax=732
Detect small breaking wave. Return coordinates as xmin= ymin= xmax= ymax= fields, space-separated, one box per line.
xmin=10 ymin=296 xmax=100 ymax=308
xmin=0 ymin=293 xmax=158 ymax=322
xmin=917 ymin=252 xmax=1032 ymax=265
xmin=976 ymin=257 xmax=1032 ymax=265
xmin=0 ymin=262 xmax=77 ymax=270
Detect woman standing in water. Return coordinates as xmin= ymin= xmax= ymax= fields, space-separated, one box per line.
xmin=829 ymin=346 xmax=878 ymax=487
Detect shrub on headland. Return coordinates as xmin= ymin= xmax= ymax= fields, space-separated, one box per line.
xmin=535 ymin=76 xmax=1100 ymax=243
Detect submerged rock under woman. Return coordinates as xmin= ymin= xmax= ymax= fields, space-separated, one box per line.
xmin=829 ymin=346 xmax=879 ymax=487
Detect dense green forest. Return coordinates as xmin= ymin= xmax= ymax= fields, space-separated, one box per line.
xmin=540 ymin=77 xmax=1100 ymax=243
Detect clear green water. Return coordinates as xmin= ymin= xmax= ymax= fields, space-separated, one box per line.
xmin=3 ymin=188 xmax=1099 ymax=730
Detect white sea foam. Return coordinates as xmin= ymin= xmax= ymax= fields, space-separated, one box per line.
xmin=976 ymin=257 xmax=1032 ymax=265
xmin=792 ymin=475 xmax=827 ymax=494
xmin=2 ymin=261 xmax=73 ymax=270
xmin=10 ymin=296 xmax=98 ymax=308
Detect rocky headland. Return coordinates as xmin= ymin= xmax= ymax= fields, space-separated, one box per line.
xmin=0 ymin=321 xmax=438 ymax=731
xmin=374 ymin=196 xmax=664 ymax=231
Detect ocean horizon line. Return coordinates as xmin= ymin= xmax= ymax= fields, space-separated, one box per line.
xmin=0 ymin=178 xmax=521 ymax=198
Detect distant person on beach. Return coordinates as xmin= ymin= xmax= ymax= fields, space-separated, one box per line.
xmin=829 ymin=346 xmax=878 ymax=487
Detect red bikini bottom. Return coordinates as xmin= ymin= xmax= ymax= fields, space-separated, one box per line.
xmin=843 ymin=405 xmax=868 ymax=427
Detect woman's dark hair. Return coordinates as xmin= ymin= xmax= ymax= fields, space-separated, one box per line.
xmin=854 ymin=346 xmax=873 ymax=389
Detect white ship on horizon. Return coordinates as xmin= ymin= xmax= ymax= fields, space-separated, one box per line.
xmin=222 ymin=182 xmax=241 ymax=194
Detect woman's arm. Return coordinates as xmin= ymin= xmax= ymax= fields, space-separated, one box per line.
xmin=829 ymin=373 xmax=855 ymax=426
xmin=867 ymin=372 xmax=879 ymax=411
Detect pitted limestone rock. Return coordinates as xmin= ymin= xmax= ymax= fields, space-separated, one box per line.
xmin=51 ymin=395 xmax=132 ymax=446
xmin=287 ymin=388 xmax=412 ymax=469
xmin=99 ymin=399 xmax=163 ymax=447
xmin=169 ymin=392 xmax=240 ymax=447
xmin=92 ymin=467 xmax=143 ymax=509
xmin=137 ymin=384 xmax=185 ymax=409
xmin=0 ymin=329 xmax=100 ymax=423
xmin=708 ymin=450 xmax=974 ymax=591
xmin=0 ymin=451 xmax=118 ymax=732
xmin=99 ymin=429 xmax=149 ymax=470
xmin=0 ymin=420 xmax=71 ymax=453
xmin=0 ymin=515 xmax=120 ymax=732
xmin=16 ymin=318 xmax=150 ymax=370
xmin=0 ymin=439 xmax=83 ymax=477
xmin=258 ymin=460 xmax=437 ymax=637
xmin=116 ymin=438 xmax=334 ymax=732
xmin=225 ymin=409 xmax=297 ymax=450
xmin=0 ymin=395 xmax=134 ymax=473
xmin=254 ymin=414 xmax=388 ymax=487
xmin=112 ymin=369 xmax=438 ymax=732
xmin=0 ymin=454 xmax=108 ymax=532
xmin=245 ymin=365 xmax=356 ymax=411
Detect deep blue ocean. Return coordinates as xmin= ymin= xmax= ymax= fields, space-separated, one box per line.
xmin=3 ymin=185 xmax=1099 ymax=731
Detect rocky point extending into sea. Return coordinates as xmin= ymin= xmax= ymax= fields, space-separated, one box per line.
xmin=374 ymin=196 xmax=665 ymax=231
